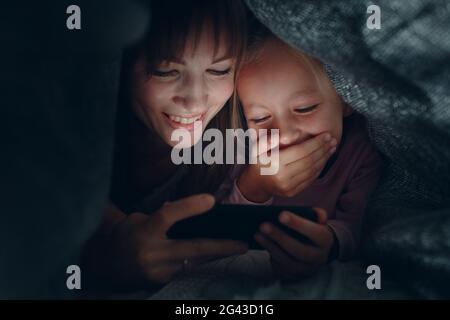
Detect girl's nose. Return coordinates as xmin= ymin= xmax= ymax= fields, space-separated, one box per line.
xmin=278 ymin=119 xmax=302 ymax=148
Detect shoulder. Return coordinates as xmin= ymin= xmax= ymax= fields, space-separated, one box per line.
xmin=340 ymin=113 xmax=383 ymax=176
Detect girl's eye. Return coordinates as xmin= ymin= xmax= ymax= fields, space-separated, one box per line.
xmin=295 ymin=104 xmax=319 ymax=114
xmin=152 ymin=69 xmax=179 ymax=77
xmin=207 ymin=68 xmax=232 ymax=76
xmin=250 ymin=115 xmax=270 ymax=124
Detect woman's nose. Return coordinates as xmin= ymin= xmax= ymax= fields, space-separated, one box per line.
xmin=173 ymin=75 xmax=208 ymax=112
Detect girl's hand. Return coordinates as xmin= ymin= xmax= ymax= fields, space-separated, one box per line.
xmin=87 ymin=194 xmax=248 ymax=288
xmin=238 ymin=133 xmax=337 ymax=203
xmin=255 ymin=208 xmax=335 ymax=279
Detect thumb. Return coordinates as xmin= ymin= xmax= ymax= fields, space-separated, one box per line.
xmin=152 ymin=194 xmax=215 ymax=232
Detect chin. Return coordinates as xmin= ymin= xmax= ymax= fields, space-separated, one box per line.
xmin=165 ymin=138 xmax=181 ymax=148
xmin=166 ymin=131 xmax=199 ymax=149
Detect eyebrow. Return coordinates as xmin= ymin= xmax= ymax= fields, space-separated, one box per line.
xmin=168 ymin=55 xmax=232 ymax=66
xmin=212 ymin=55 xmax=233 ymax=64
xmin=289 ymin=89 xmax=321 ymax=101
xmin=246 ymin=89 xmax=321 ymax=110
xmin=245 ymin=103 xmax=269 ymax=110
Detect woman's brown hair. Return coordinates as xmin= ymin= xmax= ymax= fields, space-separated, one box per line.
xmin=114 ymin=0 xmax=248 ymax=208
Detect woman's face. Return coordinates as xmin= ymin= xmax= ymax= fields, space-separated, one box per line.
xmin=237 ymin=37 xmax=348 ymax=149
xmin=131 ymin=27 xmax=235 ymax=148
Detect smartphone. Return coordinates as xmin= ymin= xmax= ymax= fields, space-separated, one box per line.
xmin=167 ymin=204 xmax=318 ymax=249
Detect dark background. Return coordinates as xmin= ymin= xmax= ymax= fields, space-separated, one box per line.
xmin=0 ymin=1 xmax=149 ymax=298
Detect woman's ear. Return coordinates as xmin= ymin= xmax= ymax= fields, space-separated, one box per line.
xmin=343 ymin=103 xmax=353 ymax=117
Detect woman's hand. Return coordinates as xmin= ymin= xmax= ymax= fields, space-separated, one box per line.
xmin=255 ymin=208 xmax=335 ymax=279
xmin=85 ymin=194 xmax=248 ymax=289
xmin=237 ymin=133 xmax=337 ymax=203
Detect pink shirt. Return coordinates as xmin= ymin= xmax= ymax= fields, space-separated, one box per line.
xmin=219 ymin=114 xmax=383 ymax=261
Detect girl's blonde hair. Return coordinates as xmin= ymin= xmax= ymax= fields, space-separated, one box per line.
xmin=244 ymin=20 xmax=329 ymax=95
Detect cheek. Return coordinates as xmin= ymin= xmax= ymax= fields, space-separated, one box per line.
xmin=236 ymin=80 xmax=256 ymax=109
xmin=246 ymin=122 xmax=258 ymax=131
xmin=304 ymin=110 xmax=343 ymax=141
xmin=131 ymin=62 xmax=167 ymax=115
xmin=202 ymin=79 xmax=234 ymax=128
xmin=210 ymin=79 xmax=234 ymax=106
xmin=139 ymin=81 xmax=173 ymax=113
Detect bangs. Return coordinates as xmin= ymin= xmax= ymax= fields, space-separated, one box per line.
xmin=142 ymin=0 xmax=247 ymax=72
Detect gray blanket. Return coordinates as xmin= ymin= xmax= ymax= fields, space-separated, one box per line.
xmin=245 ymin=0 xmax=450 ymax=298
xmin=149 ymin=251 xmax=414 ymax=299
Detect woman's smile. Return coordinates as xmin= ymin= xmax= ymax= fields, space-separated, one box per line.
xmin=163 ymin=111 xmax=206 ymax=131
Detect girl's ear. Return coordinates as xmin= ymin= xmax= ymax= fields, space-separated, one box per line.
xmin=343 ymin=103 xmax=353 ymax=117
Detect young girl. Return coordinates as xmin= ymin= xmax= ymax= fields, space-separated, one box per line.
xmin=82 ymin=0 xmax=249 ymax=289
xmin=224 ymin=28 xmax=382 ymax=279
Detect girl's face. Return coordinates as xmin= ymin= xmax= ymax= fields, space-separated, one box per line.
xmin=237 ymin=37 xmax=349 ymax=149
xmin=131 ymin=27 xmax=235 ymax=147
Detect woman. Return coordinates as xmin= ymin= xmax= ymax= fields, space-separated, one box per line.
xmin=83 ymin=0 xmax=249 ymax=290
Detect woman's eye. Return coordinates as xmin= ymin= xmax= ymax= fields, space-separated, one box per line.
xmin=152 ymin=69 xmax=179 ymax=77
xmin=207 ymin=68 xmax=232 ymax=76
xmin=250 ymin=115 xmax=270 ymax=124
xmin=295 ymin=104 xmax=319 ymax=114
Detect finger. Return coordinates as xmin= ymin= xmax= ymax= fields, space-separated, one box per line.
xmin=255 ymin=232 xmax=293 ymax=265
xmin=260 ymin=222 xmax=322 ymax=264
xmin=152 ymin=194 xmax=215 ymax=232
xmin=167 ymin=239 xmax=248 ymax=261
xmin=256 ymin=233 xmax=318 ymax=276
xmin=286 ymin=153 xmax=325 ymax=187
xmin=281 ymin=132 xmax=334 ymax=165
xmin=313 ymin=208 xmax=328 ymax=225
xmin=278 ymin=211 xmax=329 ymax=247
xmin=251 ymin=130 xmax=280 ymax=161
xmin=286 ymin=138 xmax=334 ymax=177
xmin=291 ymin=152 xmax=333 ymax=193
xmin=285 ymin=146 xmax=332 ymax=191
